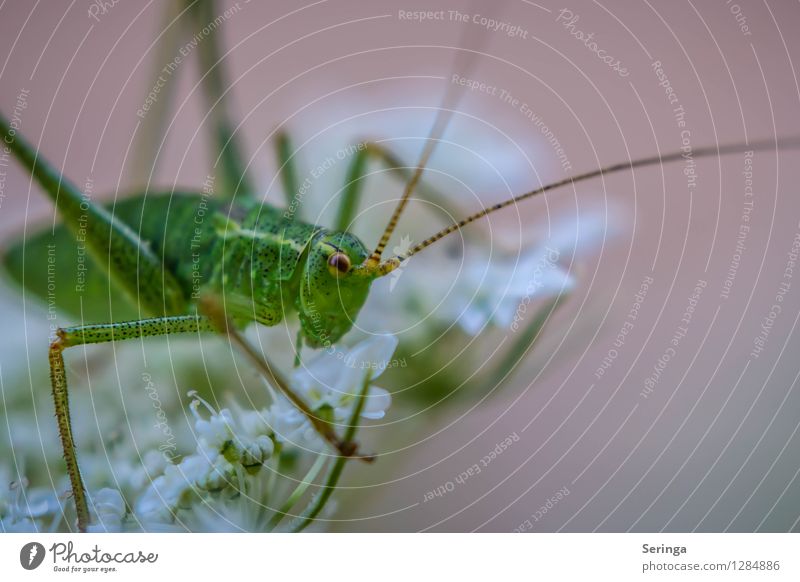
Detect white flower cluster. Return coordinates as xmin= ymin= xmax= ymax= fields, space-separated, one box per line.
xmin=265 ymin=334 xmax=396 ymax=451
xmin=370 ymin=206 xmax=614 ymax=337
xmin=136 ymin=334 xmax=396 ymax=528
xmin=1 ymin=333 xmax=399 ymax=532
xmin=134 ymin=394 xmax=276 ymax=525
xmin=454 ymin=207 xmax=612 ymax=335
xmin=0 ymin=471 xmax=59 ymax=532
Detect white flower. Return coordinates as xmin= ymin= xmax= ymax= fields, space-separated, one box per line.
xmin=266 ymin=398 xmax=319 ymax=448
xmin=388 ymin=206 xmax=615 ymax=335
xmin=0 ymin=471 xmax=61 ymax=532
xmin=179 ymin=477 xmax=272 ymax=533
xmin=135 ymin=453 xmax=235 ymax=525
xmin=193 ymin=406 xmax=235 ymax=451
xmin=446 ymin=246 xmax=573 ymax=335
xmin=134 ymin=463 xmax=191 ymax=522
xmin=265 ymin=334 xmax=398 ymax=451
xmin=134 ymin=394 xmax=277 ymax=524
xmin=127 ymin=450 xmax=170 ymax=493
xmin=295 ymin=334 xmax=396 ymax=419
xmin=87 ymin=488 xmax=126 ymax=533
xmin=0 ymin=515 xmax=37 ymax=533
xmin=190 ymin=395 xmax=275 ymax=470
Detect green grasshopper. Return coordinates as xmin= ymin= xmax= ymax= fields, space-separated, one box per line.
xmin=1 ymin=101 xmax=798 ymax=533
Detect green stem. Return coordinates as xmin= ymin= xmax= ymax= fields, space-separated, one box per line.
xmin=477 ymin=295 xmax=566 ymax=392
xmin=289 ymin=370 xmax=373 ymax=532
xmin=266 ymin=447 xmax=281 ymax=502
xmin=266 ymin=453 xmax=326 ymax=531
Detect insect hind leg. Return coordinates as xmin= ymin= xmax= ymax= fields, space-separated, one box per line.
xmin=49 ymin=337 xmax=89 ymax=532
xmin=48 ymin=315 xmax=216 ymax=532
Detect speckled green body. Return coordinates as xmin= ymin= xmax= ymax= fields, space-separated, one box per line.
xmin=114 ymin=193 xmax=374 ymax=347
xmin=0 ymin=109 xmax=375 ymax=349
xmin=0 ymin=110 xmax=387 ymax=531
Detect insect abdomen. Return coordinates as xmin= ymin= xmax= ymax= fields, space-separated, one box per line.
xmin=112 ymin=193 xmax=223 ymax=301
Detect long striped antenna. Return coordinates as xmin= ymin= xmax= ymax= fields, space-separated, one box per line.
xmin=365 ymin=4 xmax=500 ymax=268
xmin=373 ymin=136 xmax=800 ymax=274
xmin=364 ymin=99 xmax=456 ymax=267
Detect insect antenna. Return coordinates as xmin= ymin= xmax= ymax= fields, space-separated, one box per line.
xmin=364 ymin=2 xmax=502 ymax=270
xmin=373 ymin=136 xmax=800 ymax=272
xmin=365 ymin=92 xmax=460 ymax=267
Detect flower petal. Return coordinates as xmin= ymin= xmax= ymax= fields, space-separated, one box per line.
xmin=361 ymin=386 xmax=392 ymax=420
xmin=342 ymin=334 xmax=399 ymax=383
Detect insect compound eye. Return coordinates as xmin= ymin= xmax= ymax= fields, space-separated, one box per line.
xmin=327 ymin=252 xmax=351 ymax=276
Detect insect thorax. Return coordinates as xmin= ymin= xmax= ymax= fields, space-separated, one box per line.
xmin=204 ymin=203 xmax=323 ymax=327
xmin=114 ymin=193 xmax=374 ymax=341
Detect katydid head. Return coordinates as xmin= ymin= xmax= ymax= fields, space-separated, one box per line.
xmin=298 ymin=230 xmax=376 ymax=348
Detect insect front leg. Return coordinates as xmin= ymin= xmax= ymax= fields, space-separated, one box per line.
xmin=198 ymin=295 xmax=374 ymax=463
xmin=48 ymin=315 xmax=216 ymax=532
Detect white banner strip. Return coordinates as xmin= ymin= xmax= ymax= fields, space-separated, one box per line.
xmin=1 ymin=533 xmax=796 ymax=580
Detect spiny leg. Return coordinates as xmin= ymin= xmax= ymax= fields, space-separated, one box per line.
xmin=48 ymin=341 xmax=88 ymax=532
xmin=198 ymin=294 xmax=374 ymax=463
xmin=49 ymin=315 xmax=216 ymax=532
xmin=1 ymin=113 xmax=210 ymax=531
